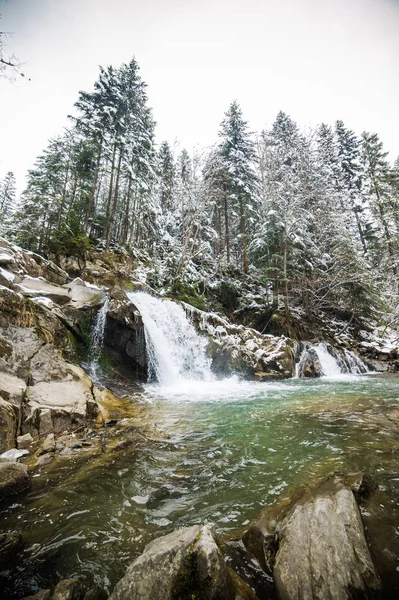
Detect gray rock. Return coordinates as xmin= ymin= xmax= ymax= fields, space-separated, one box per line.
xmin=0 ymin=461 xmax=31 ymax=501
xmin=109 ymin=524 xmax=235 ymax=600
xmin=17 ymin=432 xmax=34 ymax=449
xmin=273 ymin=477 xmax=381 ymax=600
xmin=13 ymin=276 xmax=71 ymax=305
xmin=0 ymin=398 xmax=18 ymax=453
xmin=0 ymin=448 xmax=29 ymax=460
xmin=296 ymin=347 xmax=323 ymax=378
xmin=39 ymin=433 xmax=56 ymax=454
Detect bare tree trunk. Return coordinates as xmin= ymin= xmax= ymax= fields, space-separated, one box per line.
xmin=223 ymin=184 xmax=230 ymax=263
xmin=57 ymin=162 xmax=70 ymax=228
xmin=104 ymin=144 xmax=117 ymax=245
xmin=106 ymin=150 xmax=122 ymax=250
xmin=84 ymin=140 xmax=103 ymax=232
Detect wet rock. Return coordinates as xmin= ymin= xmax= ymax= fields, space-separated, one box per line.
xmin=22 ymin=590 xmax=52 ymax=600
xmin=296 ymin=347 xmax=323 ymax=378
xmin=109 ymin=524 xmax=235 ymax=600
xmin=0 ymin=398 xmax=18 ymax=453
xmin=17 ymin=432 xmax=34 ymax=449
xmin=345 ymin=472 xmax=378 ymax=501
xmin=273 ymin=477 xmax=381 ymax=599
xmin=36 ymin=454 xmax=53 ymax=466
xmin=52 ymin=579 xmax=86 ymax=600
xmin=0 ymin=461 xmax=31 ymax=501
xmin=39 ymin=433 xmax=56 ymax=454
xmin=0 ymin=530 xmax=23 ymax=566
xmin=83 ymin=588 xmax=108 ymax=600
xmin=223 ymin=539 xmax=274 ymax=600
xmin=105 ymin=288 xmax=147 ymax=374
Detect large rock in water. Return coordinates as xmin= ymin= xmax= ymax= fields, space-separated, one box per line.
xmin=273 ymin=477 xmax=381 ymax=599
xmin=109 ymin=524 xmax=235 ymax=600
xmin=296 ymin=347 xmax=323 ymax=378
xmin=0 ymin=462 xmax=31 ymax=501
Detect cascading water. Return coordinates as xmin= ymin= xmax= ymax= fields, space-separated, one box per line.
xmin=128 ymin=292 xmax=213 ymax=385
xmin=91 ymin=296 xmax=109 ymax=360
xmin=343 ymin=349 xmax=368 ymax=374
xmin=297 ymin=341 xmax=368 ymax=378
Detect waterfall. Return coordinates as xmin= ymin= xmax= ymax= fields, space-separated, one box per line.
xmin=297 ymin=342 xmax=368 ymax=378
xmin=128 ymin=292 xmax=213 ymax=385
xmin=91 ymin=296 xmax=109 ymax=359
xmin=343 ymin=349 xmax=368 ymax=374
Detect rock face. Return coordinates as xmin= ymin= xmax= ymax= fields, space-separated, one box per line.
xmin=185 ymin=304 xmax=297 ymax=379
xmin=105 ymin=288 xmax=147 ymax=375
xmin=109 ymin=524 xmax=235 ymax=600
xmin=0 ymin=461 xmax=31 ymax=501
xmin=0 ymin=293 xmax=101 ymax=449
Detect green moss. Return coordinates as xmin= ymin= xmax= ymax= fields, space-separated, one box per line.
xmin=171 ymin=282 xmax=207 ymax=312
xmin=172 ymin=536 xmax=204 ymax=600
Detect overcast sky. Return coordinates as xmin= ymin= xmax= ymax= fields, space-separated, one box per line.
xmin=0 ymin=0 xmax=398 ymax=192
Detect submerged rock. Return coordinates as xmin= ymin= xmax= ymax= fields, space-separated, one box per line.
xmin=0 ymin=530 xmax=23 ymax=566
xmin=109 ymin=524 xmax=235 ymax=600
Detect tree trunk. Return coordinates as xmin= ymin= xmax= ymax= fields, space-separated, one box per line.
xmin=84 ymin=140 xmax=103 ymax=232
xmin=223 ymin=184 xmax=230 ymax=263
xmin=106 ymin=150 xmax=122 ymax=250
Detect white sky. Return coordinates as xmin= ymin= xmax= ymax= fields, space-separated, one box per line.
xmin=0 ymin=0 xmax=398 ymax=192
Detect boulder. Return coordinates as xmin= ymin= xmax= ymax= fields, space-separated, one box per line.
xmin=17 ymin=432 xmax=34 ymax=449
xmin=52 ymin=579 xmax=86 ymax=600
xmin=273 ymin=477 xmax=381 ymax=599
xmin=0 ymin=461 xmax=31 ymax=501
xmin=109 ymin=524 xmax=235 ymax=600
xmin=63 ymin=278 xmax=105 ymax=308
xmin=296 ymin=347 xmax=323 ymax=378
xmin=13 ymin=276 xmax=71 ymax=305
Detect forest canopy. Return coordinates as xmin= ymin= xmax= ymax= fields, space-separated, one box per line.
xmin=2 ymin=57 xmax=399 ymax=327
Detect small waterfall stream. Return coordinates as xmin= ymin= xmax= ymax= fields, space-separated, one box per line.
xmin=297 ymin=342 xmax=368 ymax=378
xmin=91 ymin=296 xmax=109 ymax=360
xmin=128 ymin=292 xmax=213 ymax=385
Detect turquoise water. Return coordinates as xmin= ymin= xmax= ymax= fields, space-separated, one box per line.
xmin=1 ymin=374 xmax=399 ymax=597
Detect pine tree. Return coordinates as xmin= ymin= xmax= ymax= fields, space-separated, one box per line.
xmin=218 ymin=101 xmax=258 ymax=272
xmin=361 ymin=131 xmax=398 ymax=280
xmin=0 ymin=171 xmax=16 ymax=236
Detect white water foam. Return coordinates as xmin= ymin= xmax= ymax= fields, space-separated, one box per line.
xmin=297 ymin=342 xmax=368 ymax=380
xmin=128 ymin=292 xmax=213 ymax=386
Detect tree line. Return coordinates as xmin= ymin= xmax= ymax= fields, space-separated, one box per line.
xmin=2 ymin=57 xmax=399 ymax=323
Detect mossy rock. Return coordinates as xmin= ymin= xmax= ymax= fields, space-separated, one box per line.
xmin=171 ymin=282 xmax=207 ymax=312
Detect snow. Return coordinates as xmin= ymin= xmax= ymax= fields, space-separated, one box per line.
xmin=32 ymin=296 xmax=55 ymax=309
xmin=0 ymin=267 xmax=16 ymax=282
xmin=0 ymin=252 xmax=14 ymax=264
